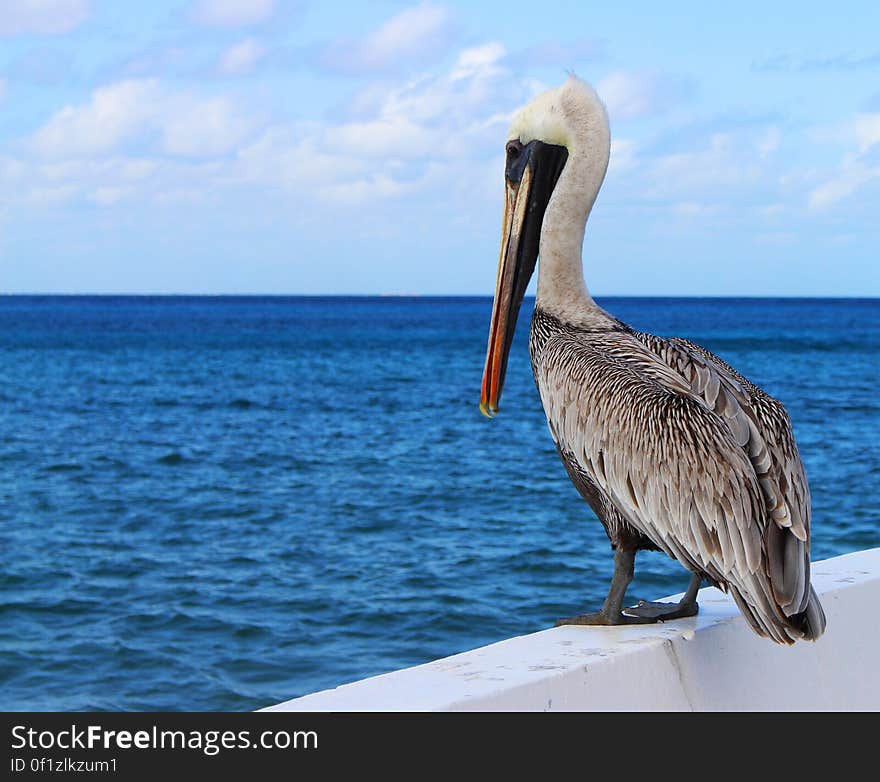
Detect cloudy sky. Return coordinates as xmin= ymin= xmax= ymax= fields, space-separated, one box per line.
xmin=1 ymin=0 xmax=878 ymax=295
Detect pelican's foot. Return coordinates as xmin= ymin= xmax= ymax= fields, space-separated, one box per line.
xmin=621 ymin=599 xmax=699 ymax=622
xmin=554 ymin=610 xmax=657 ymax=627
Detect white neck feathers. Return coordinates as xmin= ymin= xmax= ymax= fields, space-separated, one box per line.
xmin=510 ymin=78 xmax=610 ymax=325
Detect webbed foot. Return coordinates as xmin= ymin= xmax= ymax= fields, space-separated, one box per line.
xmin=555 ymin=610 xmax=657 ymax=627
xmin=621 ymin=599 xmax=699 ymax=621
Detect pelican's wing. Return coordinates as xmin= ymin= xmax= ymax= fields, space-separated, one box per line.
xmin=638 ymin=335 xmax=811 ymax=545
xmin=536 ymin=330 xmax=815 ymax=642
xmin=654 ymin=337 xmax=810 ymax=553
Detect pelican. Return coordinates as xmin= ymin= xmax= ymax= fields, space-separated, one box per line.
xmin=480 ymin=76 xmax=826 ymax=644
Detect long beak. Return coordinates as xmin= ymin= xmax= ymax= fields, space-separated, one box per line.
xmin=480 ymin=169 xmax=533 ymax=417
xmin=480 ymin=140 xmax=567 ymax=418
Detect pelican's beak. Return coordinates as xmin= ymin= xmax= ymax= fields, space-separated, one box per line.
xmin=480 ymin=140 xmax=568 ymax=418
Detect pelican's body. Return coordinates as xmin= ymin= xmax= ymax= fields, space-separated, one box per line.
xmin=480 ymin=77 xmax=825 ymax=643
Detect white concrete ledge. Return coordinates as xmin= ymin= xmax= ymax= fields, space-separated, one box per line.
xmin=264 ymin=548 xmax=880 ymax=711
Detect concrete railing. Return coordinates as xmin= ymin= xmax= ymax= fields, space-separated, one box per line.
xmin=264 ymin=548 xmax=880 ymax=711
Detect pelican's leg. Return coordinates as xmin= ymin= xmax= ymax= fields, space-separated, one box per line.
xmin=621 ymin=572 xmax=701 ymax=621
xmin=555 ymin=548 xmax=657 ymax=626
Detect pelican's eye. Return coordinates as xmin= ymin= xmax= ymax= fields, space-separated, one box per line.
xmin=506 ymin=140 xmax=523 ymax=159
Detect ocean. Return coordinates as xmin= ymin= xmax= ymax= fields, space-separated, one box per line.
xmin=1 ymin=295 xmax=877 ymax=710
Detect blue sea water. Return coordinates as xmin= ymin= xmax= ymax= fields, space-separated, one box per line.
xmin=1 ymin=295 xmax=878 ymax=711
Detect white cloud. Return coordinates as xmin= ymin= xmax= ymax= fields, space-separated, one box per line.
xmin=452 ymin=42 xmax=505 ymax=79
xmin=24 ymin=184 xmax=79 ymax=205
xmin=31 ymin=79 xmax=256 ymax=159
xmin=0 ymin=0 xmax=89 ymax=36
xmin=597 ymin=70 xmax=690 ymax=121
xmin=0 ymin=154 xmax=162 ymax=208
xmin=10 ymin=56 xmax=829 ymax=235
xmin=235 ymin=126 xmax=416 ymax=206
xmin=89 ymin=186 xmax=132 ymax=206
xmin=217 ymin=38 xmax=266 ymax=75
xmin=324 ymin=115 xmax=438 ymax=160
xmin=190 ymin=0 xmax=275 ymax=28
xmin=756 ymin=127 xmax=781 ymax=157
xmin=808 ymin=113 xmax=880 ymax=210
xmin=235 ymin=41 xmax=520 ymax=206
xmin=161 ymin=97 xmax=253 ymax=157
xmin=236 ymin=127 xmax=367 ymax=193
xmin=647 ymin=133 xmax=763 ymax=195
xmin=319 ymin=174 xmax=415 ymax=206
xmin=808 ymin=161 xmax=880 ymax=210
xmin=32 ymin=80 xmax=160 ymax=157
xmin=854 ymin=113 xmax=880 ymax=152
xmin=6 ymin=42 xmax=518 ymax=214
xmin=319 ymin=3 xmax=453 ymax=74
xmin=609 ymin=138 xmax=637 ymax=173
xmin=598 ymin=120 xmax=819 ymax=230
xmin=40 ymin=157 xmax=157 ymax=184
xmin=358 ymin=43 xmax=510 ymax=130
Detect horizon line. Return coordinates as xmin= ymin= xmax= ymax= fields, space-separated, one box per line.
xmin=1 ymin=292 xmax=877 ymax=300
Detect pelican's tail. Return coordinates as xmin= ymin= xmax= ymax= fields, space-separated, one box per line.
xmin=797 ymin=585 xmax=827 ymax=640
xmin=729 ymin=583 xmax=827 ymax=644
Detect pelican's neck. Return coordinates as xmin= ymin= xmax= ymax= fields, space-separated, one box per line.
xmin=535 ymin=143 xmax=607 ymax=325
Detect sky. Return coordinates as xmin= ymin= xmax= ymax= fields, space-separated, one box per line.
xmin=1 ymin=0 xmax=878 ymax=295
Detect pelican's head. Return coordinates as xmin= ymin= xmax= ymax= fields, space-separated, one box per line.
xmin=480 ymin=77 xmax=610 ymax=418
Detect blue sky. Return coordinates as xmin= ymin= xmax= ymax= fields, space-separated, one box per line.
xmin=1 ymin=1 xmax=878 ymax=295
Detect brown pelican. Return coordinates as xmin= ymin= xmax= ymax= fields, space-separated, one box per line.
xmin=480 ymin=77 xmax=826 ymax=644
